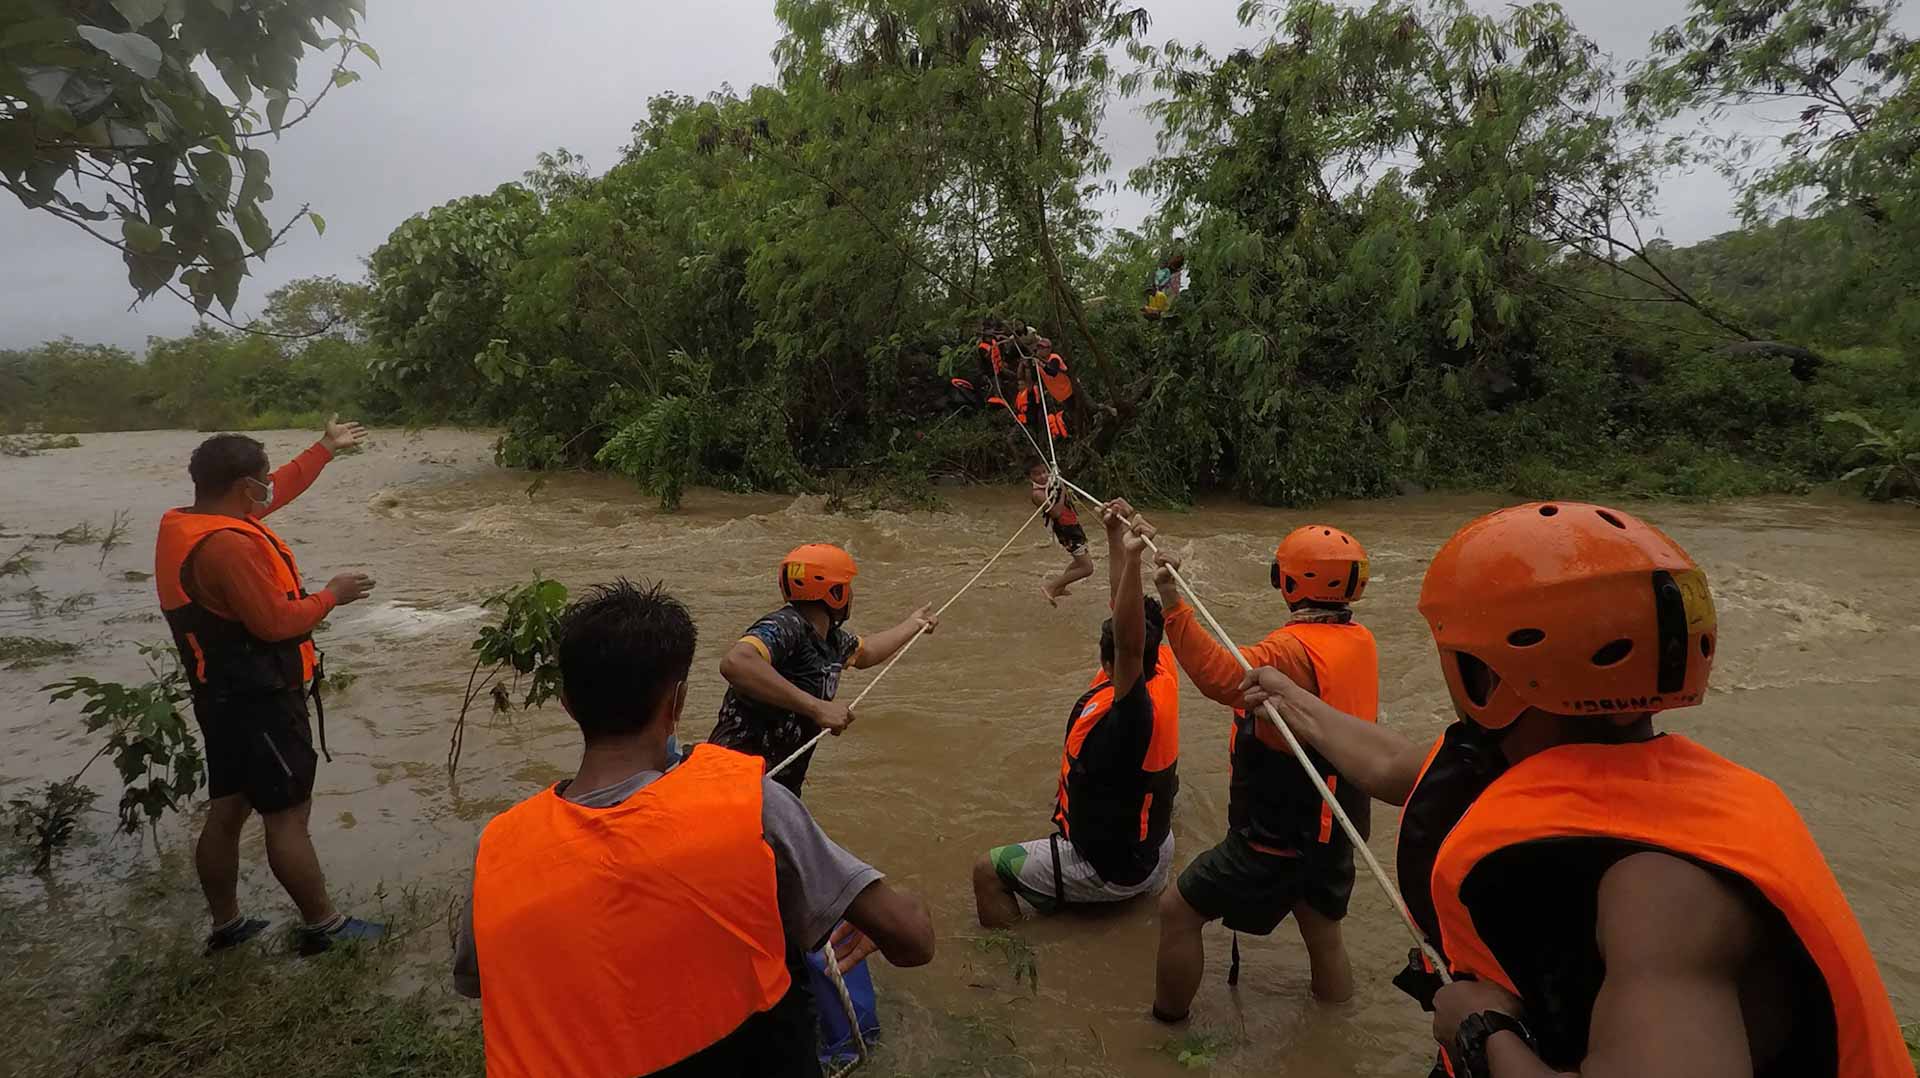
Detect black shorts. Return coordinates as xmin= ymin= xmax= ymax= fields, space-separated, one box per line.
xmin=1051 ymin=521 xmax=1089 ymax=558
xmin=193 ymin=687 xmax=318 ymax=814
xmin=1176 ymin=831 xmax=1356 ymax=934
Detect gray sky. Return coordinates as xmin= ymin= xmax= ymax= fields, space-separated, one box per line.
xmin=0 ymin=0 xmax=1773 ymax=352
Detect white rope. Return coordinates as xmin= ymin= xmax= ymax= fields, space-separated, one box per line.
xmin=820 ymin=938 xmax=869 ymax=1074
xmin=766 ymin=500 xmax=1049 ymax=781
xmin=1050 ymin=473 xmax=1451 ymax=983
xmin=778 ymin=499 xmax=1048 ymax=1076
xmin=992 ymin=337 xmax=1050 ymax=466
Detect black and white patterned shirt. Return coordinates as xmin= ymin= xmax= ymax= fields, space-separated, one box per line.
xmin=710 ymin=604 xmax=862 ymax=795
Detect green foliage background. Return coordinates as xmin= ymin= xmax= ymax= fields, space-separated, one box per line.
xmin=6 ymin=0 xmax=1920 ymax=507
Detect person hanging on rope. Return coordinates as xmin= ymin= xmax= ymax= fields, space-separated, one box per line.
xmin=1124 ymin=519 xmax=1378 ymax=1019
xmin=712 ymin=544 xmax=937 ymax=796
xmin=973 ymin=498 xmax=1180 ymax=927
xmin=1030 ymin=459 xmax=1095 ymax=606
xmin=1238 ymin=503 xmax=1911 ymax=1078
xmin=453 ymin=579 xmax=936 ymax=1078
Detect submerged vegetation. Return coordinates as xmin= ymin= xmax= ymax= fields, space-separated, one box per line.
xmin=6 ymin=0 xmax=1919 ymax=511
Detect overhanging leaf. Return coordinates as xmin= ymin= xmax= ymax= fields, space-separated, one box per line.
xmin=74 ymin=27 xmax=164 ymax=79
xmin=235 ymin=201 xmax=272 ymax=254
xmin=309 ymin=210 xmax=326 ymax=236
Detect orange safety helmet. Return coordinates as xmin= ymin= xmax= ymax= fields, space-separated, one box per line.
xmin=1271 ymin=525 xmax=1370 ymax=604
xmin=778 ymin=543 xmax=859 ymax=612
xmin=1417 ymin=502 xmax=1717 ymax=730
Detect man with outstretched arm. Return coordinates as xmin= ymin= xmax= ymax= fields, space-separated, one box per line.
xmin=972 ymin=498 xmax=1179 ymax=926
xmin=156 ymin=416 xmax=384 ymax=956
xmin=454 ymin=580 xmax=935 ymax=1078
xmin=1238 ymin=502 xmax=1911 ymax=1078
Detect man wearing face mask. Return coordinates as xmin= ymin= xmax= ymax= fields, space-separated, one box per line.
xmin=155 ymin=416 xmax=383 ymax=956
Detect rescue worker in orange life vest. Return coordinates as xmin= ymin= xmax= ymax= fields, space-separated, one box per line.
xmin=1239 ymin=503 xmax=1913 ymax=1078
xmin=974 ymin=498 xmax=1180 ymax=926
xmin=1126 ymin=518 xmax=1379 ymax=1018
xmin=454 ymin=580 xmax=936 ymax=1078
xmin=156 ymin=420 xmax=385 ymax=957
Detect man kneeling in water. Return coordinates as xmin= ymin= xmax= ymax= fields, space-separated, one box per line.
xmin=973 ymin=499 xmax=1180 ymax=925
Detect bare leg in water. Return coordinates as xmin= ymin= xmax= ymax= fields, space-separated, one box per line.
xmin=971 ymin=856 xmax=1023 ymax=929
xmin=1153 ymin=886 xmax=1210 ymax=1021
xmin=196 ymin=795 xmax=252 ymax=927
xmin=1294 ymin=901 xmax=1354 ymax=1002
xmin=261 ymin=799 xmax=338 ymax=925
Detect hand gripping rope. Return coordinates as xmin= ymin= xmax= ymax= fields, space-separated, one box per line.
xmin=1044 ymin=471 xmax=1452 ymax=984
xmin=769 ymin=500 xmax=1047 ymax=1077
xmin=1009 ymin=335 xmax=1447 ymax=980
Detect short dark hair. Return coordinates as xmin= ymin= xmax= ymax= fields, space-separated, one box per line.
xmin=1100 ymin=596 xmax=1164 ymax=678
xmin=556 ymin=579 xmax=697 ymax=741
xmin=189 ymin=434 xmax=267 ymax=497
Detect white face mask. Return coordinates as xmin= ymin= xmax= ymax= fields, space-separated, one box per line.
xmin=245 ymin=477 xmax=274 ymax=515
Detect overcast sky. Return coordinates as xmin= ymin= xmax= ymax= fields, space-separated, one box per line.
xmin=0 ymin=0 xmax=1824 ymax=351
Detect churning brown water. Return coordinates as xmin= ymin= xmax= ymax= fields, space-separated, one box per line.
xmin=4 ymin=428 xmax=1917 ymax=1075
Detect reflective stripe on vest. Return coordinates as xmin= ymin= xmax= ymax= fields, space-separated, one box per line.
xmin=472 ymin=745 xmax=792 ymax=1078
xmin=154 ymin=508 xmax=316 ymax=687
xmin=1053 ymin=645 xmax=1180 ymax=843
xmin=1226 ymin=621 xmax=1378 ymax=851
xmin=1430 ymin=735 xmax=1911 ymax=1078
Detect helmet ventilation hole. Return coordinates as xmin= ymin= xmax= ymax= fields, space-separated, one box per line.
xmin=1339 ymin=535 xmax=1350 ymax=544
xmin=1596 ymin=510 xmax=1627 ymax=530
xmin=1455 ymin=653 xmax=1499 ymax=707
xmin=1506 ymin=628 xmax=1546 ymax=647
xmin=1701 ymin=634 xmax=1714 ymax=658
xmin=1284 ymin=574 xmax=1297 ymax=593
xmin=1538 ymin=505 xmax=1560 ymax=517
xmin=1591 ymin=638 xmax=1634 ymax=667
xmin=1303 ymin=571 xmax=1316 ymax=579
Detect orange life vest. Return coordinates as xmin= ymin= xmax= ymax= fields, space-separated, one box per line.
xmin=1227 ymin=620 xmax=1377 ymax=853
xmin=1038 ymin=353 xmax=1073 ymax=403
xmin=155 ymin=508 xmax=317 ymax=692
xmin=1012 ymin=386 xmax=1069 ymax=439
xmin=471 ymin=745 xmax=794 ymax=1078
xmin=1053 ymin=645 xmax=1180 ymax=885
xmin=1428 ymin=735 xmax=1911 ymax=1076
xmin=978 ymin=338 xmax=1008 ymax=378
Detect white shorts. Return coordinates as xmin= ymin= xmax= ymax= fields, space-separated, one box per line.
xmin=988 ymin=832 xmax=1175 ymax=916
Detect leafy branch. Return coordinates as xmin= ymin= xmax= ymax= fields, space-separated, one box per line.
xmin=448 ymin=576 xmax=569 ymax=777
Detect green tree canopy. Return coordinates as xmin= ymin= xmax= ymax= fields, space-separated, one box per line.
xmin=1 ymin=0 xmax=374 ymax=315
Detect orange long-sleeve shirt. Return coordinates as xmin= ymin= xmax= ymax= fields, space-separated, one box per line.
xmin=1161 ymin=599 xmax=1319 ymax=712
xmin=186 ymin=442 xmax=337 ymax=641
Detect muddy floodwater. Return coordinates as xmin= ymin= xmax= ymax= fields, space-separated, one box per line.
xmin=4 ymin=428 xmax=1918 ymax=1075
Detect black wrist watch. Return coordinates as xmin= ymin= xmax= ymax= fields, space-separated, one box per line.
xmin=1453 ymin=1011 xmax=1537 ymax=1078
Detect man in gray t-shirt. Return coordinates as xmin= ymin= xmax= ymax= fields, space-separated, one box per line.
xmin=458 ymin=581 xmax=934 ymax=1078
xmin=453 ymin=765 xmax=880 ymax=998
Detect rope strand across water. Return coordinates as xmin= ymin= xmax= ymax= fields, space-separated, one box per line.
xmin=1049 ymin=473 xmax=1452 ymax=983
xmin=765 ymin=500 xmax=1049 ymax=781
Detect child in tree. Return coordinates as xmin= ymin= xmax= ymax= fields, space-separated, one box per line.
xmin=1030 ymin=460 xmax=1094 ymax=606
